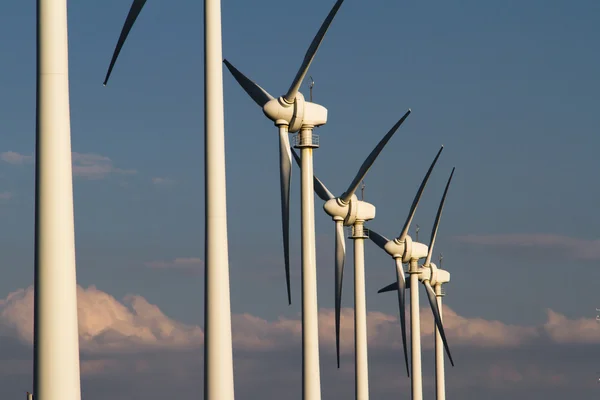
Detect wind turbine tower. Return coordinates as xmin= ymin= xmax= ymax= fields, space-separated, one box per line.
xmin=101 ymin=0 xmax=236 ymax=397
xmin=292 ymin=109 xmax=411 ymax=400
xmin=223 ymin=2 xmax=345 ymax=398
xmin=34 ymin=1 xmax=83 ymax=400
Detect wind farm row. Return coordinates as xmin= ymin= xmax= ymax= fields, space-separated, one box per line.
xmin=30 ymin=0 xmax=461 ymax=399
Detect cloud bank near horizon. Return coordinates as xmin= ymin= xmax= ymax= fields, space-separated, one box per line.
xmin=0 ymin=285 xmax=597 ymax=399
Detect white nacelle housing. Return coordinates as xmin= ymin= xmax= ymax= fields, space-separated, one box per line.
xmin=409 ymin=241 xmax=429 ymax=262
xmin=323 ymin=195 xmax=375 ymax=226
xmin=262 ymin=92 xmax=327 ymax=133
xmin=417 ymin=263 xmax=450 ymax=285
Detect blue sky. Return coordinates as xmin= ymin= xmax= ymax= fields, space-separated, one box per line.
xmin=0 ymin=0 xmax=599 ymax=398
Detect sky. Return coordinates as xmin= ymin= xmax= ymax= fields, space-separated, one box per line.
xmin=0 ymin=0 xmax=599 ymax=398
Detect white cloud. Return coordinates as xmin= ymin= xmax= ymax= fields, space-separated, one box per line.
xmin=0 ymin=151 xmax=32 ymax=165
xmin=0 ymin=285 xmax=597 ymax=398
xmin=1 ymin=285 xmax=597 ymax=356
xmin=0 ymin=285 xmax=203 ymax=353
xmin=0 ymin=151 xmax=136 ymax=180
xmin=72 ymin=152 xmax=136 ymax=180
xmin=152 ymin=177 xmax=175 ymax=186
xmin=144 ymin=257 xmax=203 ymax=273
xmin=454 ymin=233 xmax=600 ymax=261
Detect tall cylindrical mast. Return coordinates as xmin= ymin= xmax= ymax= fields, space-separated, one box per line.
xmin=34 ymin=1 xmax=82 ymax=399
xmin=299 ymin=128 xmax=321 ymax=400
xmin=409 ymin=259 xmax=423 ymax=400
xmin=435 ymin=283 xmax=446 ymax=400
xmin=204 ymin=0 xmax=235 ymax=398
xmin=353 ymin=224 xmax=369 ymax=400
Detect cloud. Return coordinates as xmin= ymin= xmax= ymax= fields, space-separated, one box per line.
xmin=454 ymin=233 xmax=600 ymax=261
xmin=0 ymin=285 xmax=598 ymax=399
xmin=152 ymin=177 xmax=175 ymax=186
xmin=0 ymin=192 xmax=12 ymax=200
xmin=0 ymin=151 xmax=32 ymax=165
xmin=144 ymin=257 xmax=203 ymax=274
xmin=72 ymin=153 xmax=136 ymax=180
xmin=2 ymin=285 xmax=596 ymax=356
xmin=543 ymin=309 xmax=600 ymax=344
xmin=0 ymin=151 xmax=136 ymax=180
xmin=0 ymin=286 xmax=203 ymax=353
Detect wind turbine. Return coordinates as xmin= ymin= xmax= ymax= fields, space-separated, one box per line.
xmin=378 ymin=168 xmax=456 ymax=400
xmin=367 ymin=146 xmax=450 ymax=400
xmin=291 ymin=109 xmax=412 ymax=400
xmin=223 ymin=1 xmax=345 ymax=398
xmin=102 ymin=0 xmax=235 ymax=398
xmin=34 ymin=1 xmax=83 ymax=400
xmin=223 ymin=0 xmax=344 ymax=307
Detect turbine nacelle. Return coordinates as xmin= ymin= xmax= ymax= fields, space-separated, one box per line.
xmin=323 ymin=195 xmax=376 ymax=226
xmin=418 ymin=263 xmax=450 ymax=286
xmin=263 ymin=92 xmax=328 ymax=132
xmin=382 ymin=235 xmax=429 ymax=262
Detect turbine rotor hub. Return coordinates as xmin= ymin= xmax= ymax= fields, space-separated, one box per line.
xmin=262 ymin=92 xmax=327 ymax=133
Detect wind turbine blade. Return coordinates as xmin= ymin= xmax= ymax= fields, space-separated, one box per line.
xmin=378 ymin=282 xmax=398 ymax=293
xmin=103 ymin=0 xmax=148 ymax=86
xmin=423 ymin=280 xmax=454 ymax=366
xmin=368 ymin=229 xmax=390 ymax=251
xmin=340 ymin=109 xmax=411 ymax=202
xmin=425 ymin=167 xmax=455 ymax=266
xmin=223 ymin=60 xmax=274 ymax=107
xmin=291 ymin=148 xmax=334 ymax=201
xmin=284 ymin=0 xmax=345 ymax=102
xmin=279 ymin=127 xmax=292 ymax=305
xmin=398 ymin=146 xmax=444 ymax=241
xmin=378 ymin=276 xmax=411 ymax=293
xmin=335 ymin=220 xmax=346 ymax=368
xmin=395 ymin=258 xmax=410 ymax=377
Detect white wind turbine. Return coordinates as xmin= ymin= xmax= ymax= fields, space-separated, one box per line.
xmin=102 ymin=0 xmax=235 ymax=398
xmin=224 ymin=0 xmax=344 ymax=307
xmin=291 ymin=110 xmax=412 ymax=400
xmin=367 ymin=146 xmax=453 ymax=400
xmin=34 ymin=1 xmax=83 ymax=400
xmin=223 ymin=1 xmax=345 ymax=398
xmin=378 ymin=168 xmax=455 ymax=400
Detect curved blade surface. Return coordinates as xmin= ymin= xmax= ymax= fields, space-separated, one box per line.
xmin=378 ymin=276 xmax=411 ymax=293
xmin=398 ymin=146 xmax=444 ymax=241
xmin=291 ymin=148 xmax=334 ymax=201
xmin=340 ymin=109 xmax=411 ymax=202
xmin=368 ymin=229 xmax=390 ymax=251
xmin=223 ymin=60 xmax=274 ymax=107
xmin=104 ymin=0 xmax=148 ymax=85
xmin=395 ymin=258 xmax=410 ymax=377
xmin=279 ymin=127 xmax=292 ymax=305
xmin=335 ymin=220 xmax=346 ymax=368
xmin=284 ymin=0 xmax=345 ymax=102
xmin=423 ymin=280 xmax=454 ymax=366
xmin=425 ymin=167 xmax=455 ymax=266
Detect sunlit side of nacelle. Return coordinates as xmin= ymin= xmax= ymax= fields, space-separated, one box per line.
xmin=418 ymin=263 xmax=450 ymax=285
xmin=262 ymin=92 xmax=327 ymax=133
xmin=323 ymin=195 xmax=375 ymax=226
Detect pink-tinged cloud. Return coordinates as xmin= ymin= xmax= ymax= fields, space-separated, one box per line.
xmin=152 ymin=177 xmax=175 ymax=185
xmin=543 ymin=309 xmax=600 ymax=344
xmin=0 ymin=192 xmax=12 ymax=200
xmin=0 ymin=151 xmax=33 ymax=165
xmin=0 ymin=285 xmax=598 ymax=357
xmin=145 ymin=257 xmax=203 ymax=273
xmin=0 ymin=151 xmax=136 ymax=180
xmin=71 ymin=152 xmax=136 ymax=180
xmin=0 ymin=286 xmax=203 ymax=353
xmin=454 ymin=233 xmax=600 ymax=260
